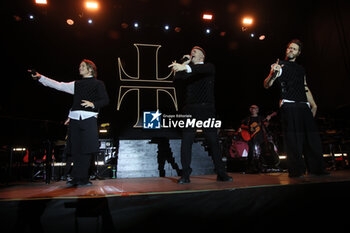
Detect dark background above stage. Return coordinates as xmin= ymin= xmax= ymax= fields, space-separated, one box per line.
xmin=1 ymin=0 xmax=350 ymax=140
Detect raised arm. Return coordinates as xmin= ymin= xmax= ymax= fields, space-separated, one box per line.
xmin=29 ymin=70 xmax=75 ymax=95
xmin=168 ymin=63 xmax=214 ymax=80
xmin=264 ymin=59 xmax=284 ymax=89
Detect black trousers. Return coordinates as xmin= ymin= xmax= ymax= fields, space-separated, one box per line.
xmin=68 ymin=117 xmax=99 ymax=183
xmin=281 ymin=103 xmax=325 ymax=176
xmin=180 ymin=104 xmax=225 ymax=178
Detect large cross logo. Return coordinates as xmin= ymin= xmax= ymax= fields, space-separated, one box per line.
xmin=117 ymin=43 xmax=178 ymax=128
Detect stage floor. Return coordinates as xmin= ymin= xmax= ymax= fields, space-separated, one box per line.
xmin=1 ymin=170 xmax=350 ymax=233
xmin=1 ymin=170 xmax=350 ymax=201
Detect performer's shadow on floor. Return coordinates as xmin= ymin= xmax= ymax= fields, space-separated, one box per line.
xmin=149 ymin=137 xmax=182 ymax=177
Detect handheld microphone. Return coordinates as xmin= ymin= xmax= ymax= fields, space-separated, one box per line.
xmin=274 ymin=67 xmax=281 ymax=77
xmin=28 ymin=69 xmax=37 ymax=76
xmin=28 ymin=69 xmax=41 ymax=80
xmin=179 ymin=56 xmax=190 ymax=63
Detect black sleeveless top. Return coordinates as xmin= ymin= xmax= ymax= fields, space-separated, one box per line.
xmin=277 ymin=60 xmax=308 ymax=102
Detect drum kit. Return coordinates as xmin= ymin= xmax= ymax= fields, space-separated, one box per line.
xmin=220 ymin=125 xmax=282 ymax=172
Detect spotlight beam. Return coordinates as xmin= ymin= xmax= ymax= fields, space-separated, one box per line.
xmin=203 ymin=13 xmax=213 ymax=21
xmin=85 ymin=1 xmax=99 ymax=10
xmin=35 ymin=0 xmax=47 ymax=4
xmin=242 ymin=17 xmax=253 ymax=25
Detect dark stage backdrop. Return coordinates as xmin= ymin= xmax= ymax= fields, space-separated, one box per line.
xmin=1 ymin=0 xmax=349 ymax=141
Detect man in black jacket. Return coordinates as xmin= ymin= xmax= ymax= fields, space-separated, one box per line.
xmin=168 ymin=46 xmax=232 ymax=184
xmin=30 ymin=59 xmax=109 ymax=186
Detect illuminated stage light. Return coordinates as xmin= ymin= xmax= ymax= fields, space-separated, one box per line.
xmin=12 ymin=147 xmax=26 ymax=152
xmin=205 ymin=28 xmax=211 ymax=34
xmin=174 ymin=27 xmax=181 ymax=32
xmin=29 ymin=14 xmax=34 ymax=20
xmin=88 ymin=19 xmax=93 ymax=24
xmin=35 ymin=0 xmax=47 ymax=4
xmin=250 ymin=33 xmax=255 ymax=38
xmin=259 ymin=35 xmax=266 ymax=40
xmin=13 ymin=15 xmax=22 ymax=22
xmin=323 ymin=153 xmax=348 ymax=157
xmin=121 ymin=22 xmax=129 ymax=29
xmin=96 ymin=161 xmax=105 ymax=165
xmin=242 ymin=17 xmax=253 ymax=25
xmin=202 ymin=13 xmax=213 ymax=21
xmin=279 ymin=155 xmax=287 ymax=160
xmin=134 ymin=22 xmax=139 ymax=28
xmin=66 ymin=19 xmax=74 ymax=25
xmin=164 ymin=25 xmax=170 ymax=30
xmin=85 ymin=1 xmax=99 ymax=10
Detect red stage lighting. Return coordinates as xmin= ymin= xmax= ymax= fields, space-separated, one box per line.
xmin=203 ymin=13 xmax=213 ymax=21
xmin=174 ymin=27 xmax=181 ymax=33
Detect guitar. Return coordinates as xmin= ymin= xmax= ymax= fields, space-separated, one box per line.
xmin=240 ymin=112 xmax=277 ymax=141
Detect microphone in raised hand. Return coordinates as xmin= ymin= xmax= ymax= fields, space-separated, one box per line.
xmin=27 ymin=69 xmax=40 ymax=80
xmin=271 ymin=59 xmax=284 ymax=78
xmin=179 ymin=55 xmax=191 ymax=65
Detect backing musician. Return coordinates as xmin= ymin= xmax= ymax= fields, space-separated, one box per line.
xmin=240 ymin=105 xmax=273 ymax=173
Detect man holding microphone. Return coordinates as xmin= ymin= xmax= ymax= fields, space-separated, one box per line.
xmin=169 ymin=46 xmax=232 ymax=184
xmin=264 ymin=39 xmax=328 ymax=178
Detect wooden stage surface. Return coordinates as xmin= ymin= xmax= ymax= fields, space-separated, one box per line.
xmin=1 ymin=170 xmax=350 ymax=201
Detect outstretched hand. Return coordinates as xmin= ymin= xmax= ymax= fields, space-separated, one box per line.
xmin=28 ymin=69 xmax=41 ymax=80
xmin=168 ymin=61 xmax=187 ymax=72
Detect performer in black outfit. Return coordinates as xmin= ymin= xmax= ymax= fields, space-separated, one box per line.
xmin=264 ymin=39 xmax=328 ymax=177
xmin=30 ymin=59 xmax=109 ymax=186
xmin=168 ymin=46 xmax=232 ymax=184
